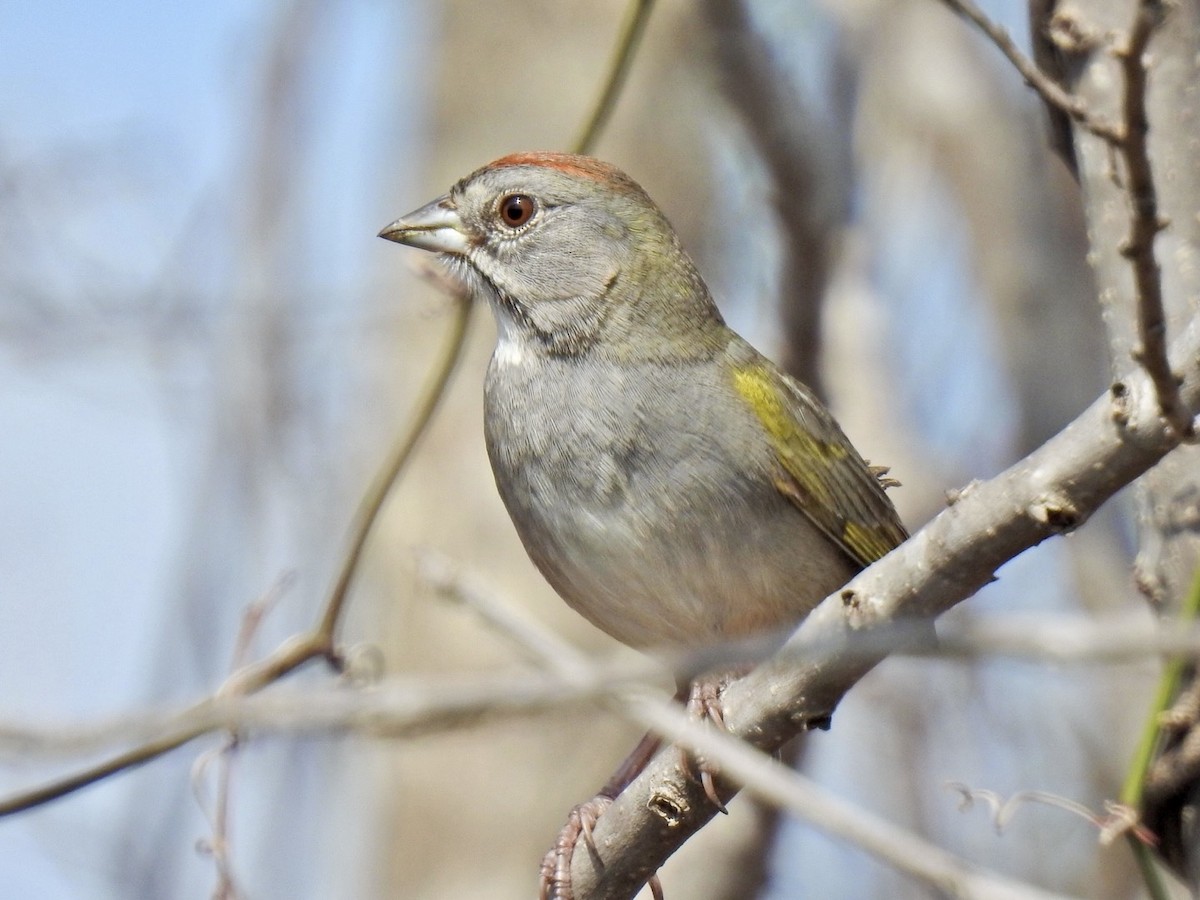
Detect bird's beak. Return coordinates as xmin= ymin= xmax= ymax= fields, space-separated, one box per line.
xmin=378 ymin=194 xmax=470 ymax=254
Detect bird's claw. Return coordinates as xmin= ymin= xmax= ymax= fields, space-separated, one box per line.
xmin=680 ymin=675 xmax=735 ymax=814
xmin=538 ymin=795 xmax=666 ymax=900
xmin=539 ymin=795 xmax=612 ymax=900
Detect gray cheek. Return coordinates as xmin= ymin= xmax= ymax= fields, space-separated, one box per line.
xmin=485 ymin=226 xmax=620 ymax=303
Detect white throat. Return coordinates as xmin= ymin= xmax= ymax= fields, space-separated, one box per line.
xmin=491 ymin=305 xmax=531 ymax=369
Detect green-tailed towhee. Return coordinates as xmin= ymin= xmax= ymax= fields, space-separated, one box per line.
xmin=381 ymin=151 xmax=905 ymax=648
xmin=380 ymin=151 xmax=906 ymax=897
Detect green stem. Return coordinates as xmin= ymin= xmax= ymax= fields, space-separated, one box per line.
xmin=1121 ymin=566 xmax=1200 ymax=899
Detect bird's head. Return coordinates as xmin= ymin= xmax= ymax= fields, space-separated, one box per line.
xmin=380 ymin=152 xmax=722 ymax=358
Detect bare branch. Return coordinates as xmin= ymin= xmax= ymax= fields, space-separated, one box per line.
xmin=942 ymin=0 xmax=1188 ymax=438
xmin=938 ymin=0 xmax=1122 ymax=142
xmin=1116 ymin=0 xmax=1191 ymax=438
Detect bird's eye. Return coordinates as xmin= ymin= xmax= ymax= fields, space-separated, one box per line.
xmin=498 ymin=194 xmax=536 ymax=228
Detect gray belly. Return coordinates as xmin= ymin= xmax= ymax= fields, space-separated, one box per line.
xmin=483 ymin=355 xmax=855 ymax=651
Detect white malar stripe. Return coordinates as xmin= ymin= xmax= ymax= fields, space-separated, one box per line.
xmin=490 ymin=304 xmax=530 ymax=369
xmin=493 ymin=331 xmax=527 ymax=368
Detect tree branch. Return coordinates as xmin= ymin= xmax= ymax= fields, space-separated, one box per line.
xmin=1116 ymin=0 xmax=1190 ymax=438
xmin=568 ymin=318 xmax=1200 ymax=898
xmin=942 ymin=0 xmax=1189 ymax=440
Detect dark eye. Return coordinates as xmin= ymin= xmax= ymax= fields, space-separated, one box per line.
xmin=498 ymin=193 xmax=536 ymax=228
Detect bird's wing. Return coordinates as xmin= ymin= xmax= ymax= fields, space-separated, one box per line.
xmin=731 ymin=362 xmax=908 ymax=569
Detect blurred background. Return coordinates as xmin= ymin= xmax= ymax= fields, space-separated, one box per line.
xmin=0 ymin=0 xmax=1160 ymax=897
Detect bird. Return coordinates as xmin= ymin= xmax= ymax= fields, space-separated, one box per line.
xmin=379 ymin=151 xmax=906 ymax=899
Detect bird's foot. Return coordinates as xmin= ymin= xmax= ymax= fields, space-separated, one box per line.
xmin=539 ymin=729 xmax=666 ymax=899
xmin=539 ymin=794 xmax=611 ymax=900
xmin=542 ymin=796 xmax=672 ymax=900
xmin=539 ymin=797 xmax=665 ymax=900
xmin=679 ymin=672 xmax=746 ymax=814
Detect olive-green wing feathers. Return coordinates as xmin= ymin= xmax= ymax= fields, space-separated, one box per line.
xmin=732 ymin=363 xmax=907 ymax=569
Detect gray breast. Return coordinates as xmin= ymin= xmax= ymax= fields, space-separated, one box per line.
xmin=482 ymin=353 xmax=854 ymax=650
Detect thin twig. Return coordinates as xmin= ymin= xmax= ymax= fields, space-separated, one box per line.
xmin=938 ymin=0 xmax=1121 ymax=143
xmin=0 ymin=629 xmax=335 ymax=816
xmin=571 ymin=0 xmax=656 ymax=155
xmin=947 ymin=784 xmax=1154 ymax=846
xmin=0 ymin=719 xmax=215 ymax=816
xmin=200 ymin=581 xmax=285 ymax=900
xmin=192 ymin=736 xmax=243 ymax=900
xmin=1116 ymin=0 xmax=1190 ymax=438
xmin=316 ymin=286 xmax=472 ymax=647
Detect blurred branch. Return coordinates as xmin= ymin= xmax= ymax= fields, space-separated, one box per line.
xmin=568 ymin=318 xmax=1200 ymax=898
xmin=11 ymin=610 xmax=1200 ymax=762
xmin=0 ymin=668 xmax=659 ymax=762
xmin=700 ymin=0 xmax=839 ymax=391
xmin=418 ymin=549 xmax=594 ymax=679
